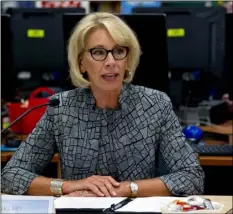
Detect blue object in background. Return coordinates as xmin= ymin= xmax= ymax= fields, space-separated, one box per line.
xmin=193 ymin=69 xmax=200 ymax=80
xmin=208 ymin=88 xmax=217 ymax=100
xmin=17 ymin=1 xmax=35 ymax=8
xmin=198 ymin=141 xmax=206 ymax=146
xmin=120 ymin=1 xmax=161 ymax=14
xmin=52 ymin=70 xmax=62 ymax=80
xmin=1 ymin=145 xmax=18 ymax=152
xmin=183 ymin=125 xmax=203 ymax=142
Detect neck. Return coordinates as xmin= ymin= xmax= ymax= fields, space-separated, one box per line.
xmin=91 ymin=86 xmax=121 ymax=109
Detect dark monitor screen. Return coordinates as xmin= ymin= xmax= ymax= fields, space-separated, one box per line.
xmin=132 ymin=7 xmax=226 ymax=79
xmin=63 ymin=14 xmax=169 ymax=93
xmin=8 ymin=8 xmax=85 ymax=74
xmin=225 ymin=14 xmax=233 ymax=100
xmin=1 ymin=14 xmax=17 ymax=101
xmin=1 ymin=14 xmax=11 ymax=75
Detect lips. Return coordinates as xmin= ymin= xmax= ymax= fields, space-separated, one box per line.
xmin=102 ymin=73 xmax=118 ymax=81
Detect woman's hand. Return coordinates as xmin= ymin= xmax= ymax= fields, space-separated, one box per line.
xmin=64 ymin=190 xmax=97 ymax=197
xmin=64 ymin=181 xmax=131 ymax=197
xmin=62 ymin=175 xmax=120 ymax=197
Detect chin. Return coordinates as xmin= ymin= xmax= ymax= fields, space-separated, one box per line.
xmin=101 ymin=81 xmax=123 ymax=91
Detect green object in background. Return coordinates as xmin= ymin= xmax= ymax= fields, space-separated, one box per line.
xmin=27 ymin=29 xmax=45 ymax=38
xmin=167 ymin=28 xmax=185 ymax=37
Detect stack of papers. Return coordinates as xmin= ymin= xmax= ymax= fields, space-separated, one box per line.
xmin=54 ymin=197 xmax=126 ymax=209
xmin=54 ymin=196 xmax=181 ymax=212
xmin=116 ymin=196 xmax=181 ymax=212
xmin=1 ymin=195 xmax=55 ymax=213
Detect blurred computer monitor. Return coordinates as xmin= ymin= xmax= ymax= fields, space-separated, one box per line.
xmin=7 ymin=8 xmax=85 ymax=90
xmin=1 ymin=14 xmax=17 ymax=102
xmin=132 ymin=6 xmax=226 ymax=79
xmin=225 ymin=13 xmax=233 ymax=100
xmin=63 ymin=13 xmax=169 ymax=93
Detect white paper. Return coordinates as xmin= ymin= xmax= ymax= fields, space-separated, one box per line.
xmin=1 ymin=195 xmax=55 ymax=214
xmin=116 ymin=196 xmax=182 ymax=212
xmin=54 ymin=197 xmax=126 ymax=209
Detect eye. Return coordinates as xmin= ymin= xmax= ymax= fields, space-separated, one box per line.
xmin=92 ymin=48 xmax=106 ymax=55
xmin=114 ymin=47 xmax=126 ymax=55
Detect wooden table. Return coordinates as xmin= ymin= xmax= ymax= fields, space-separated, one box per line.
xmin=200 ymin=120 xmax=233 ymax=144
xmin=193 ymin=195 xmax=232 ymax=214
xmin=1 ymin=152 xmax=12 ymax=162
xmin=199 ymin=139 xmax=233 ymax=166
xmin=200 ymin=156 xmax=233 ymax=166
xmin=199 ymin=120 xmax=233 ymax=166
xmin=200 ymin=120 xmax=232 ymax=135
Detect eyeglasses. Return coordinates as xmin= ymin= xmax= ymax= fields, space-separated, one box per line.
xmin=87 ymin=46 xmax=129 ymax=61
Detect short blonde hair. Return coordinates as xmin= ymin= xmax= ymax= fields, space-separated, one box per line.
xmin=68 ymin=12 xmax=141 ymax=88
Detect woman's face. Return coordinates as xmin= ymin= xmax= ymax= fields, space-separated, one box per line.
xmin=80 ymin=28 xmax=128 ymax=92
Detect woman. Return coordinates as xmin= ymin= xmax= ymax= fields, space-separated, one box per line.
xmin=1 ymin=12 xmax=204 ymax=197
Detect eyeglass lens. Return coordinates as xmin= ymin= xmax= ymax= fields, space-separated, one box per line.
xmin=91 ymin=46 xmax=128 ymax=61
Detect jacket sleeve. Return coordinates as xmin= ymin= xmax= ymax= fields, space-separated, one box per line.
xmin=1 ymin=104 xmax=57 ymax=195
xmin=158 ymin=93 xmax=205 ymax=196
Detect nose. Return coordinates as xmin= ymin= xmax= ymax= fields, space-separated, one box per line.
xmin=104 ymin=52 xmax=116 ymax=66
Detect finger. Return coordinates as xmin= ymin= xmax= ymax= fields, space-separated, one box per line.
xmin=92 ymin=181 xmax=111 ymax=197
xmin=86 ymin=183 xmax=105 ymax=197
xmin=83 ymin=191 xmax=98 ymax=197
xmin=102 ymin=180 xmax=116 ymax=196
xmin=64 ymin=191 xmax=82 ymax=197
xmin=104 ymin=176 xmax=120 ymax=187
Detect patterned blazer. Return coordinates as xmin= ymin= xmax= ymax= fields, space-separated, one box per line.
xmin=1 ymin=83 xmax=204 ymax=195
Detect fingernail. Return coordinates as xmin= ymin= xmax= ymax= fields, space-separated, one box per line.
xmin=112 ymin=191 xmax=116 ymax=196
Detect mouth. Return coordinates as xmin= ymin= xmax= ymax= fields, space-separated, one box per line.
xmin=101 ymin=73 xmax=119 ymax=81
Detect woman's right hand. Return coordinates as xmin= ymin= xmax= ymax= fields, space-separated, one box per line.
xmin=62 ymin=175 xmax=120 ymax=197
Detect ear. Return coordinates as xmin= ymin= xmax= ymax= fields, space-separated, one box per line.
xmin=79 ymin=59 xmax=85 ymax=73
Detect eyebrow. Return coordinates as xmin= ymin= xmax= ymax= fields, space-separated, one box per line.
xmin=93 ymin=45 xmax=104 ymax=48
xmin=90 ymin=44 xmax=120 ymax=49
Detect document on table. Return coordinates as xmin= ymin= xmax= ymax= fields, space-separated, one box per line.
xmin=116 ymin=196 xmax=181 ymax=212
xmin=1 ymin=195 xmax=55 ymax=214
xmin=54 ymin=196 xmax=126 ymax=209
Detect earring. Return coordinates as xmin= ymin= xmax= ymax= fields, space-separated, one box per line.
xmin=125 ymin=68 xmax=132 ymax=78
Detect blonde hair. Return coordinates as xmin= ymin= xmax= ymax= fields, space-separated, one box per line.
xmin=67 ymin=12 xmax=141 ymax=88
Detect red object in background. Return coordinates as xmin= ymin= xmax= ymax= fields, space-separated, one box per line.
xmin=7 ymin=87 xmax=55 ymax=134
xmin=41 ymin=0 xmax=81 ymax=8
